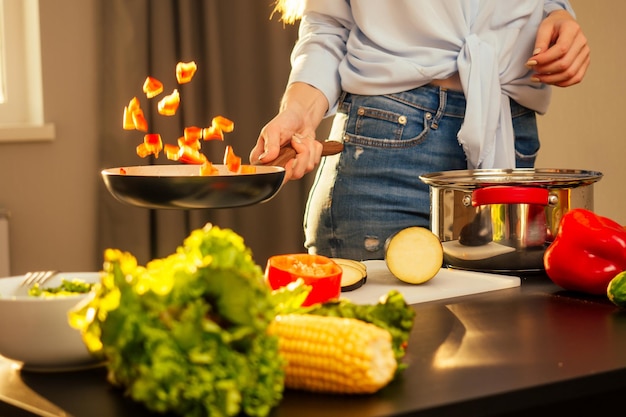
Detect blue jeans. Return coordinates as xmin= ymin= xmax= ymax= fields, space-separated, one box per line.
xmin=304 ymin=84 xmax=539 ymax=260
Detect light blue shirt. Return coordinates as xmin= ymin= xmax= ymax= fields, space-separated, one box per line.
xmin=288 ymin=0 xmax=575 ymax=169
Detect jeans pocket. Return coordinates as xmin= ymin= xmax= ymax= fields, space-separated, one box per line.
xmin=344 ymin=95 xmax=430 ymax=149
xmin=354 ymin=106 xmax=407 ymax=141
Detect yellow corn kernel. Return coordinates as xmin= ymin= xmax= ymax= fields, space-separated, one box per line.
xmin=267 ymin=314 xmax=397 ymax=394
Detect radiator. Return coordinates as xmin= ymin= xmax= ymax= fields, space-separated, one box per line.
xmin=0 ymin=209 xmax=9 ymax=277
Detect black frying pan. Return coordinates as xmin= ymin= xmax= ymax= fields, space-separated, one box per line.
xmin=101 ymin=141 xmax=343 ymax=209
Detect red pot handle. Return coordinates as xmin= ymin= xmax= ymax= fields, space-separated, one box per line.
xmin=471 ymin=186 xmax=549 ymax=207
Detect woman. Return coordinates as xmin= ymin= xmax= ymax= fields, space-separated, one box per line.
xmin=250 ymin=0 xmax=590 ymax=260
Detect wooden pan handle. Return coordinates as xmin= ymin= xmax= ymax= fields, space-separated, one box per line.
xmin=268 ymin=141 xmax=344 ymax=167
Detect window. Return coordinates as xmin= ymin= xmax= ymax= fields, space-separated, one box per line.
xmin=0 ymin=4 xmax=5 ymax=104
xmin=0 ymin=0 xmax=54 ymax=142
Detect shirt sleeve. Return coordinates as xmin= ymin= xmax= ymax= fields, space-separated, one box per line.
xmin=544 ymin=0 xmax=575 ymax=17
xmin=287 ymin=0 xmax=353 ymax=115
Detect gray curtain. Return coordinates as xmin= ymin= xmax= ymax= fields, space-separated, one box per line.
xmin=96 ymin=0 xmax=314 ymax=267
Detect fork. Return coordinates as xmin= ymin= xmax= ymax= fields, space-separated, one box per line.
xmin=20 ymin=270 xmax=59 ymax=287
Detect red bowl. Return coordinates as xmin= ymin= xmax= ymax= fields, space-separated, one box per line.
xmin=265 ymin=254 xmax=342 ymax=306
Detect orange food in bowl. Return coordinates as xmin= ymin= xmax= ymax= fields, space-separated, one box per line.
xmin=265 ymin=254 xmax=342 ymax=306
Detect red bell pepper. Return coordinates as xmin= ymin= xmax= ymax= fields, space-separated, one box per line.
xmin=178 ymin=135 xmax=201 ymax=152
xmin=240 ymin=165 xmax=257 ymax=174
xmin=223 ymin=145 xmax=242 ymax=173
xmin=142 ymin=76 xmax=163 ymax=98
xmin=119 ymin=62 xmax=247 ymax=171
xmin=157 ymin=89 xmax=180 ymax=116
xmin=201 ymin=116 xmax=234 ymax=141
xmin=265 ymin=254 xmax=343 ymax=306
xmin=163 ymin=144 xmax=180 ymax=161
xmin=122 ymin=99 xmax=137 ymax=130
xmin=123 ymin=97 xmax=148 ymax=132
xmin=175 ymin=144 xmax=208 ymax=165
xmin=176 ymin=61 xmax=197 ymax=84
xmin=544 ymin=208 xmax=626 ymax=295
xmin=202 ymin=125 xmax=225 ymax=141
xmin=211 ymin=115 xmax=234 ymax=133
xmin=122 ymin=106 xmax=135 ymax=130
xmin=183 ymin=126 xmax=203 ymax=144
xmin=200 ymin=161 xmax=219 ymax=176
xmin=136 ymin=133 xmax=163 ymax=158
xmin=132 ymin=108 xmax=149 ymax=132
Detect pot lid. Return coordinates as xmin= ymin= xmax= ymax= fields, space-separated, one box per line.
xmin=419 ymin=168 xmax=603 ymax=189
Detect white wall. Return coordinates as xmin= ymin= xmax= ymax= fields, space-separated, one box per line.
xmin=0 ymin=0 xmax=622 ymax=276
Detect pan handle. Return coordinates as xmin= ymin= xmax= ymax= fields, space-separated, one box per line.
xmin=267 ymin=141 xmax=344 ymax=167
xmin=471 ymin=186 xmax=549 ymax=207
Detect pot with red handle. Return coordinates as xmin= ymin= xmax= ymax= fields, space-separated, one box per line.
xmin=419 ymin=168 xmax=603 ymax=273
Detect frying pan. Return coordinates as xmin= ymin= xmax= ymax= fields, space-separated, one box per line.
xmin=101 ymin=141 xmax=343 ymax=209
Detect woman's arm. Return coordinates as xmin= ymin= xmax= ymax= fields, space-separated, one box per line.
xmin=250 ymin=1 xmax=353 ymax=181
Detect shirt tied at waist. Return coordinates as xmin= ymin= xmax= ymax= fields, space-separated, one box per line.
xmin=457 ymin=33 xmax=516 ymax=170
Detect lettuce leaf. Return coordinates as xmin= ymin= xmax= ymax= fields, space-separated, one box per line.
xmin=70 ymin=223 xmax=284 ymax=417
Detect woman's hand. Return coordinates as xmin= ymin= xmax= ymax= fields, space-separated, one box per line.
xmin=250 ymin=82 xmax=328 ymax=181
xmin=527 ymin=10 xmax=590 ymax=87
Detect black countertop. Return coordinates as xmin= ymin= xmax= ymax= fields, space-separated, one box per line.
xmin=2 ymin=274 xmax=626 ymax=417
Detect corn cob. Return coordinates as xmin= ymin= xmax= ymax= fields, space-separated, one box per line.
xmin=267 ymin=313 xmax=397 ymax=394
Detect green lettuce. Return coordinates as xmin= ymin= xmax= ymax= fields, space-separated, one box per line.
xmin=70 ymin=223 xmax=284 ymax=417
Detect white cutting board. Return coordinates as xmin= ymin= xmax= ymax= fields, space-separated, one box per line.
xmin=342 ymin=260 xmax=520 ymax=305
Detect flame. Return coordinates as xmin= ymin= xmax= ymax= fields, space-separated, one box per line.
xmin=271 ymin=0 xmax=304 ymax=24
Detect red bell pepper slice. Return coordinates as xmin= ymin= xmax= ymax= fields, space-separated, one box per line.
xmin=240 ymin=165 xmax=257 ymax=174
xmin=202 ymin=116 xmax=235 ymax=141
xmin=176 ymin=61 xmax=197 ymax=84
xmin=131 ymin=108 xmax=148 ymax=132
xmin=136 ymin=144 xmax=151 ymax=158
xmin=136 ymin=133 xmax=163 ymax=158
xmin=544 ymin=208 xmax=626 ymax=295
xmin=202 ymin=125 xmax=224 ymax=141
xmin=176 ymin=144 xmax=208 ymax=164
xmin=122 ymin=97 xmax=139 ymax=130
xmin=212 ymin=115 xmax=234 ymax=133
xmin=164 ymin=144 xmax=180 ymax=161
xmin=183 ymin=126 xmax=203 ymax=143
xmin=142 ymin=76 xmax=163 ymax=98
xmin=200 ymin=161 xmax=219 ymax=176
xmin=123 ymin=97 xmax=148 ymax=131
xmin=223 ymin=145 xmax=242 ymax=173
xmin=178 ymin=136 xmax=201 ymax=151
xmin=157 ymin=89 xmax=180 ymax=116
xmin=122 ymin=106 xmax=135 ymax=130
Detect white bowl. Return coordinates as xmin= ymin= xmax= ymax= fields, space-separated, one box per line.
xmin=0 ymin=272 xmax=102 ymax=371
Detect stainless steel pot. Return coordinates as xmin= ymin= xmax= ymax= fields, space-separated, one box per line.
xmin=419 ymin=168 xmax=603 ymax=274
